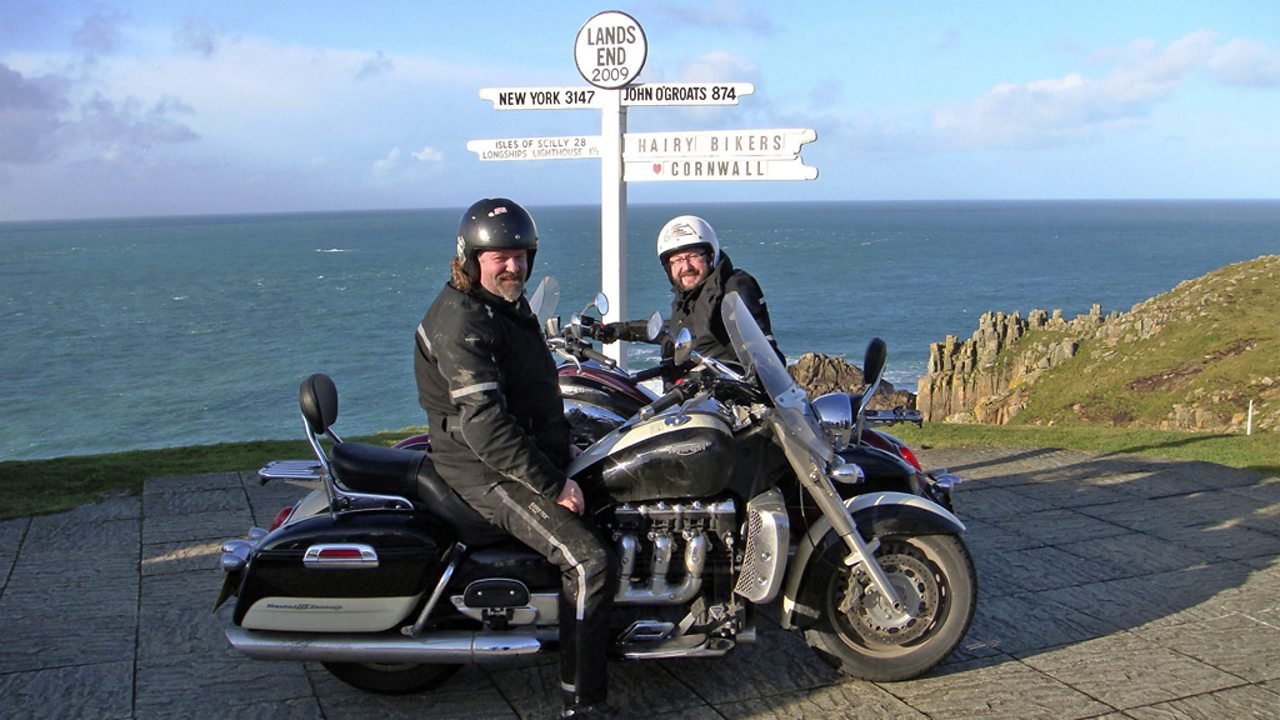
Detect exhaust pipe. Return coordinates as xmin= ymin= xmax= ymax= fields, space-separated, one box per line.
xmin=226 ymin=627 xmax=545 ymax=664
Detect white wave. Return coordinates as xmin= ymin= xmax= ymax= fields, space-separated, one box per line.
xmin=316 ymin=248 xmax=349 ymax=253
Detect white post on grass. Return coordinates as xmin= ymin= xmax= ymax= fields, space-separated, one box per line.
xmin=1247 ymin=399 xmax=1254 ymax=436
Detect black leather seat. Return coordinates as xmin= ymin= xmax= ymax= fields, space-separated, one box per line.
xmin=331 ymin=442 xmax=511 ymax=547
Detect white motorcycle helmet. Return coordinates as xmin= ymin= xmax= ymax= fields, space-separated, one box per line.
xmin=656 ymin=215 xmax=720 ymax=269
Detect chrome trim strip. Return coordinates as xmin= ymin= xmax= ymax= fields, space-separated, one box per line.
xmin=303 ymin=543 xmax=379 ymax=569
xmin=227 ymin=627 xmax=543 ymax=663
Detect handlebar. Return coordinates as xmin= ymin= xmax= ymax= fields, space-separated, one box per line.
xmin=578 ymin=344 xmax=616 ymax=368
xmin=631 ymin=364 xmax=667 ymax=382
xmin=638 ymin=383 xmax=688 ymax=420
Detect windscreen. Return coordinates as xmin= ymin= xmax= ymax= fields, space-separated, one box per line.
xmin=528 ymin=275 xmax=560 ymax=327
xmin=721 ymin=292 xmax=833 ymax=464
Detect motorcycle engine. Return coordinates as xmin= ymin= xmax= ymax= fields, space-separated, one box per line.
xmin=610 ymin=499 xmax=737 ymax=606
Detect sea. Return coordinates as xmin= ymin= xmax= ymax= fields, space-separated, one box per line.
xmin=2 ymin=200 xmax=1277 ymax=461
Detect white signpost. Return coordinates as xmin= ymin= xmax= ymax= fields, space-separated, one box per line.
xmin=626 ymin=128 xmax=815 ymax=157
xmin=466 ymin=135 xmax=602 ymax=161
xmin=574 ymin=11 xmax=647 ymax=89
xmin=479 ymin=87 xmax=604 ymax=110
xmin=466 ymin=11 xmax=817 ymax=365
xmin=622 ymin=82 xmax=754 ymax=106
xmin=626 ymin=156 xmax=818 ymax=182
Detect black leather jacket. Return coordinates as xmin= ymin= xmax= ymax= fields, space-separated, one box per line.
xmin=617 ymin=252 xmax=781 ymax=367
xmin=414 ymin=283 xmax=570 ymax=499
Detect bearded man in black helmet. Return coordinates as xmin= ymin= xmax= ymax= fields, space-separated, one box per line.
xmin=414 ymin=198 xmax=616 ymax=719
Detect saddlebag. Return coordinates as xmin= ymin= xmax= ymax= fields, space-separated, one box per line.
xmin=233 ymin=510 xmax=443 ymax=633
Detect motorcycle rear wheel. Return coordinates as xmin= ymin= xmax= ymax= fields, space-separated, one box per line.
xmin=321 ymin=661 xmax=460 ymax=695
xmin=803 ymin=533 xmax=975 ymax=681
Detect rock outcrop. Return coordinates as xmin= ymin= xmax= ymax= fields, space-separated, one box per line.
xmin=789 ymin=353 xmax=916 ymax=410
xmin=915 ymin=255 xmax=1279 ymax=434
xmin=916 ymin=307 xmax=1096 ymax=424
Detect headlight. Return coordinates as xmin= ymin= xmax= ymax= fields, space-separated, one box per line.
xmin=811 ymin=392 xmax=854 ymax=448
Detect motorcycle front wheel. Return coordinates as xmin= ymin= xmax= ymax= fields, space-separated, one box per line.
xmin=803 ymin=533 xmax=976 ymax=681
xmin=321 ymin=661 xmax=460 ymax=695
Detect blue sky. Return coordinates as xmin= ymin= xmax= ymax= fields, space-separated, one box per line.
xmin=2 ymin=1 xmax=1277 ymax=221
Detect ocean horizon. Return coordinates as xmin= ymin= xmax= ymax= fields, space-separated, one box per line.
xmin=3 ymin=199 xmax=1278 ymax=460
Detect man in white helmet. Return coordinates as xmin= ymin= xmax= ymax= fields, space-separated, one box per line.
xmin=599 ymin=215 xmax=781 ymax=368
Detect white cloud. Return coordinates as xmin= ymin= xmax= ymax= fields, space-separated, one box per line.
xmin=371 ymin=145 xmax=444 ymax=182
xmin=173 ymin=18 xmax=224 ymax=57
xmin=411 ymin=145 xmax=443 ymax=163
xmin=355 ymin=51 xmax=393 ymax=81
xmin=931 ymin=30 xmax=1273 ymax=149
xmin=370 ymin=147 xmax=402 ymax=178
xmin=651 ymin=0 xmax=776 ymax=35
xmin=1209 ymin=38 xmax=1280 ymax=87
xmin=72 ymin=11 xmax=126 ymax=58
xmin=0 ymin=63 xmax=69 ymax=163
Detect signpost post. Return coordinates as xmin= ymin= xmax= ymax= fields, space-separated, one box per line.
xmin=466 ymin=10 xmax=817 ymax=366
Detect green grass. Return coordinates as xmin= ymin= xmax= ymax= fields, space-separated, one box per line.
xmin=893 ymin=422 xmax=1280 ymax=475
xmin=0 ymin=428 xmax=425 ymax=521
xmin=2 ymin=423 xmax=1274 ymax=521
xmin=1002 ymin=257 xmax=1280 ymax=429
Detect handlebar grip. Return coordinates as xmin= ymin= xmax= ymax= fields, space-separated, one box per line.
xmin=632 ymin=363 xmax=667 ymax=382
xmin=580 ymin=346 xmax=617 ymax=368
xmin=639 ymin=385 xmax=686 ymax=420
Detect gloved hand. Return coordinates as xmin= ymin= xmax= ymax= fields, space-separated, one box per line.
xmin=597 ymin=322 xmax=627 ymax=344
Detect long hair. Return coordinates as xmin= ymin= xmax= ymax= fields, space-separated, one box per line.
xmin=450 ymin=257 xmax=474 ymax=293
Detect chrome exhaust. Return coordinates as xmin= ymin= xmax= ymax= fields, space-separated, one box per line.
xmin=226 ymin=627 xmax=545 ymax=663
xmin=615 ymin=533 xmax=707 ymax=605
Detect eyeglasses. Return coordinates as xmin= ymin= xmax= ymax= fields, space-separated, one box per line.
xmin=666 ymin=250 xmax=708 ymax=266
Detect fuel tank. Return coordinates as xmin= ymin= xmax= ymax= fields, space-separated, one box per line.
xmin=568 ymin=407 xmax=734 ymax=503
xmin=559 ymin=363 xmax=654 ymax=446
xmin=233 ymin=510 xmax=443 ymax=633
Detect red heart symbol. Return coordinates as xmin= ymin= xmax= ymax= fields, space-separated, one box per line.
xmin=652 ymin=163 xmax=662 ymax=174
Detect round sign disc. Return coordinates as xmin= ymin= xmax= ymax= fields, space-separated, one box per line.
xmin=574 ymin=11 xmax=647 ymax=89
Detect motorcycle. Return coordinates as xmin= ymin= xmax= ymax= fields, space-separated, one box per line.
xmin=523 ymin=278 xmax=960 ymax=518
xmin=216 ymin=291 xmax=977 ymax=695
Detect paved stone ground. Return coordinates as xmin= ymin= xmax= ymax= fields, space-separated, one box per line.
xmin=1 ymin=446 xmax=1278 ymax=720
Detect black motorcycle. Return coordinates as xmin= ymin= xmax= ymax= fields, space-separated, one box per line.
xmin=216 ymin=292 xmax=976 ymax=694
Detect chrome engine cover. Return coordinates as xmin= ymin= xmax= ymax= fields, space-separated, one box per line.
xmin=734 ymin=488 xmax=789 ymax=603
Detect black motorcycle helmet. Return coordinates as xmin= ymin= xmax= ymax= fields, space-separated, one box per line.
xmin=455 ymin=197 xmax=538 ymax=283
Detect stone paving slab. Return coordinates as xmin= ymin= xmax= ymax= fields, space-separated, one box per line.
xmin=1016 ymin=631 xmax=1243 ymax=710
xmin=1 ymin=448 xmax=1278 ymax=719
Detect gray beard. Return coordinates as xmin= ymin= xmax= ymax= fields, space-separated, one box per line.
xmin=495 ymin=280 xmax=524 ymax=302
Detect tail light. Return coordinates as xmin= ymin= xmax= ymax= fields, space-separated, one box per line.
xmin=862 ymin=429 xmax=924 ymax=472
xmin=897 ymin=444 xmax=924 ymax=472
xmin=268 ymin=506 xmax=293 ymax=531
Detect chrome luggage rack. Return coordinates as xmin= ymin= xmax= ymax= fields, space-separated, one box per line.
xmin=864 ymin=407 xmax=924 ymax=427
xmin=258 ymin=459 xmax=325 ymax=484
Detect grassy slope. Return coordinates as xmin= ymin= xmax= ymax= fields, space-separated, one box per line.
xmin=1006 ymin=256 xmax=1279 ymax=429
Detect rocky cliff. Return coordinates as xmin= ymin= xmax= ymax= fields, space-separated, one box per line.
xmin=916 ymin=255 xmax=1279 ymax=434
xmin=789 ymin=352 xmax=917 ymax=410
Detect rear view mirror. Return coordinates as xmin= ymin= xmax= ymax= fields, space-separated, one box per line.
xmin=862 ymin=338 xmax=887 ymax=388
xmin=645 ymin=311 xmax=665 ymax=342
xmin=672 ymin=327 xmax=694 ymax=366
